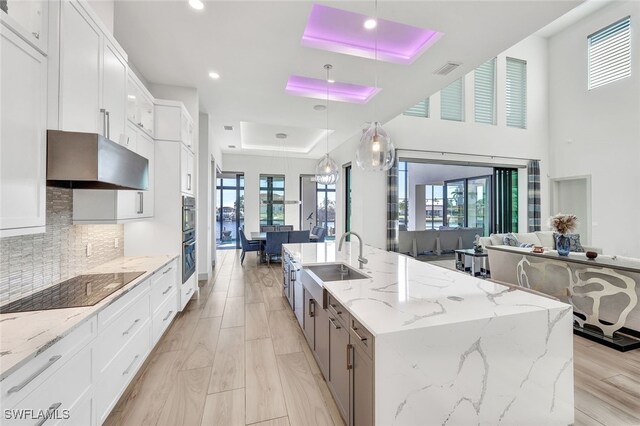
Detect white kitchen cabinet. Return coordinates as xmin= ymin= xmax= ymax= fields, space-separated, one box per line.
xmin=127 ymin=72 xmax=154 ymax=137
xmin=57 ymin=0 xmax=127 ymax=140
xmin=0 ymin=0 xmax=48 ymax=53
xmin=155 ymin=99 xmax=194 ymax=150
xmin=0 ymin=25 xmax=47 ymax=237
xmin=181 ymin=144 xmax=195 ymax=196
xmin=73 ymin=126 xmax=155 ymax=223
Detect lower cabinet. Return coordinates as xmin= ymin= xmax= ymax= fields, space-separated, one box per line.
xmin=328 ymin=311 xmax=350 ymax=422
xmin=351 ymin=340 xmax=374 ymax=426
xmin=303 ymin=289 xmax=316 ymax=349
xmin=315 ymin=300 xmax=330 ymax=378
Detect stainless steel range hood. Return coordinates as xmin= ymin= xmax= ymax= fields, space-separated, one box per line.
xmin=47 ymin=130 xmax=149 ymax=190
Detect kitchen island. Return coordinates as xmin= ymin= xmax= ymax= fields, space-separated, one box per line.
xmin=283 ymin=242 xmax=574 ymax=426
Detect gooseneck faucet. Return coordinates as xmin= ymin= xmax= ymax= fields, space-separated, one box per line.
xmin=338 ymin=232 xmax=368 ymax=269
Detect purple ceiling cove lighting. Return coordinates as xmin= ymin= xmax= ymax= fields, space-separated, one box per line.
xmin=301 ymin=4 xmax=443 ymax=65
xmin=285 ymin=75 xmax=380 ymax=104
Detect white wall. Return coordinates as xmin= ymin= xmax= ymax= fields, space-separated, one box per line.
xmin=221 ymin=154 xmax=318 ymax=233
xmin=331 ymin=36 xmax=550 ymax=250
xmin=548 ymin=1 xmax=640 ymax=256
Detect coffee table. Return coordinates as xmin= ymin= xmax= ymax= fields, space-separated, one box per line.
xmin=454 ymin=249 xmax=489 ymax=278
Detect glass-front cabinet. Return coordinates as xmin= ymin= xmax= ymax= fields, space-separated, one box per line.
xmin=0 ymin=0 xmax=48 ymax=52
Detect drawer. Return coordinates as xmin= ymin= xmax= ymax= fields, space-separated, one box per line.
xmin=152 ymin=289 xmax=177 ymax=344
xmin=151 ymin=260 xmax=178 ymax=313
xmin=349 ymin=316 xmax=374 ymax=360
xmin=8 ymin=342 xmax=93 ymax=425
xmin=327 ymin=293 xmax=349 ymax=328
xmin=1 ymin=317 xmax=96 ymax=410
xmin=180 ymin=278 xmax=196 ymax=311
xmin=96 ymin=292 xmax=150 ymax=374
xmin=98 ymin=278 xmax=150 ymax=331
xmin=96 ymin=321 xmax=150 ymax=424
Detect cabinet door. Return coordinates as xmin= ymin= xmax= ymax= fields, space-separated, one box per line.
xmin=59 ymin=0 xmax=101 ymax=133
xmin=126 ymin=75 xmax=140 ymax=124
xmin=351 ymin=344 xmax=374 ymax=426
xmin=329 ymin=315 xmax=350 ymax=422
xmin=123 ymin=122 xmax=138 ymax=151
xmin=303 ymin=291 xmax=316 ymax=350
xmin=137 ymin=132 xmax=155 ymax=218
xmin=0 ymin=26 xmax=47 ymax=234
xmin=139 ymin=92 xmax=154 ymax=137
xmin=181 ymin=144 xmax=195 ymax=195
xmin=102 ymin=40 xmax=127 ymax=144
xmin=315 ymin=305 xmax=330 ymax=379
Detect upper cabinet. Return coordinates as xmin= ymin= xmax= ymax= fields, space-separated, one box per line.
xmin=0 ymin=25 xmax=48 ymax=237
xmin=57 ymin=0 xmax=127 ymax=144
xmin=0 ymin=0 xmax=48 ymax=53
xmin=155 ymin=99 xmax=195 ymax=151
xmin=127 ymin=72 xmax=154 ymax=138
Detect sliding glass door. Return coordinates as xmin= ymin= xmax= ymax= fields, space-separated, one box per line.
xmin=467 ymin=176 xmax=491 ymax=235
xmin=216 ymin=174 xmax=244 ymax=250
xmin=259 ymin=175 xmax=285 ymax=226
xmin=493 ymin=168 xmax=518 ymax=233
xmin=444 ymin=180 xmax=465 ymax=227
xmin=317 ymin=182 xmax=336 ymax=240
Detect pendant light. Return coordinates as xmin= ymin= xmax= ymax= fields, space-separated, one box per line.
xmin=315 ymin=64 xmax=339 ymax=185
xmin=356 ymin=0 xmax=395 ymax=172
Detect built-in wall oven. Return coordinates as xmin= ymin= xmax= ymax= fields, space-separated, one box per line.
xmin=182 ymin=196 xmax=196 ymax=283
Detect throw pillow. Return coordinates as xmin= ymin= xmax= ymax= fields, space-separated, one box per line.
xmin=553 ymin=233 xmax=585 ymax=252
xmin=519 ymin=243 xmax=535 ymax=248
xmin=503 ymin=233 xmax=519 ymax=247
xmin=490 ymin=234 xmax=505 ymax=246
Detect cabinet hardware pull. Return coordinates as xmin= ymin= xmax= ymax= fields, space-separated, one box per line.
xmin=122 ymin=319 xmax=140 ymax=336
xmin=290 ymin=270 xmax=296 ymax=282
xmin=105 ymin=110 xmax=111 ymax=139
xmin=100 ymin=108 xmax=107 ymax=137
xmin=7 ymin=355 xmax=62 ymax=394
xmin=122 ymin=354 xmax=140 ymax=375
xmin=329 ymin=317 xmax=341 ymax=330
xmin=137 ymin=122 xmax=144 ymax=128
xmin=162 ymin=285 xmax=172 ymax=295
xmin=187 ymin=174 xmax=192 ymax=191
xmin=163 ymin=310 xmax=173 ymax=321
xmin=351 ymin=325 xmax=368 ymax=342
xmin=34 ymin=402 xmax=62 ymax=426
xmin=347 ymin=344 xmax=353 ymax=370
xmin=309 ymin=299 xmax=315 ymax=317
xmin=32 ymin=31 xmax=40 ymax=40
xmin=162 ymin=267 xmax=173 ymax=275
xmin=328 ymin=303 xmax=341 ymax=316
xmin=187 ymin=288 xmax=194 ymax=296
xmin=137 ymin=192 xmax=144 ymax=214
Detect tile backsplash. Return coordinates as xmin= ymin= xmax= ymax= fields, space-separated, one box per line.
xmin=0 ymin=187 xmax=124 ymax=304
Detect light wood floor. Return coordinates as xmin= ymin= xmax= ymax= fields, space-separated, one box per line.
xmin=105 ymin=250 xmax=640 ymax=426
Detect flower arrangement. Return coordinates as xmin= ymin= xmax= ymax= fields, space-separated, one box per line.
xmin=550 ymin=213 xmax=578 ymax=235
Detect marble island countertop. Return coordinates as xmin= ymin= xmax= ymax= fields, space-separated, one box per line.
xmin=283 ymin=242 xmax=569 ymax=336
xmin=0 ymin=255 xmax=178 ymax=381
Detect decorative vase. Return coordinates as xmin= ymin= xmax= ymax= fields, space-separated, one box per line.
xmin=556 ymin=234 xmax=571 ymax=256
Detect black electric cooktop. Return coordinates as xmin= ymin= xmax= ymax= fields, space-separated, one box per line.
xmin=0 ymin=271 xmax=145 ymax=314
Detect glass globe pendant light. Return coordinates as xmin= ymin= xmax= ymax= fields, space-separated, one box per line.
xmin=356 ymin=0 xmax=395 ymax=172
xmin=315 ymin=64 xmax=340 ymax=185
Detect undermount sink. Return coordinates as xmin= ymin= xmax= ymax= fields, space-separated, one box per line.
xmin=306 ymin=263 xmax=370 ymax=282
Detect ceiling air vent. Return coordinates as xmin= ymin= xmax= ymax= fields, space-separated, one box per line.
xmin=228 ymin=145 xmax=236 ymax=149
xmin=433 ymin=61 xmax=461 ymax=76
xmin=223 ymin=125 xmax=234 ymax=131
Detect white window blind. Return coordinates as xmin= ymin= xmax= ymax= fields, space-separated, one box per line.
xmin=506 ymin=57 xmax=527 ymax=129
xmin=474 ymin=58 xmax=497 ymax=125
xmin=440 ymin=78 xmax=465 ymax=122
xmin=588 ymin=16 xmax=631 ymax=90
xmin=403 ymin=98 xmax=430 ymax=118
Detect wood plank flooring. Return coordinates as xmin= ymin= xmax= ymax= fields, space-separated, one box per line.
xmin=105 ymin=250 xmax=640 ymax=426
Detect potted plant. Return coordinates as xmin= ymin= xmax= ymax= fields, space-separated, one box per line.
xmin=550 ymin=213 xmax=578 ymax=256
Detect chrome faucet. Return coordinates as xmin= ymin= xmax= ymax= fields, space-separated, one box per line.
xmin=338 ymin=232 xmax=368 ymax=269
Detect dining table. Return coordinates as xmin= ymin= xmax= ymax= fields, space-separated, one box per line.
xmin=249 ymin=232 xmax=319 ymax=242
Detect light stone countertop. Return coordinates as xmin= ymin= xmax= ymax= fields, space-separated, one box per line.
xmin=283 ymin=242 xmax=569 ymax=336
xmin=0 ymin=255 xmax=178 ymax=381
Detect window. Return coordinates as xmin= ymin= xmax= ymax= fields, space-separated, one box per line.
xmin=440 ymin=77 xmax=465 ymax=122
xmin=316 ymin=182 xmax=336 ymax=239
xmin=216 ymin=174 xmax=244 ymax=249
xmin=474 ymin=58 xmax=497 ymax=125
xmin=398 ymin=161 xmax=408 ymax=229
xmin=259 ymin=175 xmax=285 ymax=225
xmin=588 ymin=16 xmax=631 ymax=90
xmin=403 ymin=98 xmax=430 ymax=118
xmin=505 ymin=57 xmax=527 ymax=129
xmin=345 ymin=165 xmax=352 ymax=235
xmin=425 ymin=184 xmax=444 ymax=230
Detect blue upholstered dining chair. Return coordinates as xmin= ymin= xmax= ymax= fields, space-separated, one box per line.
xmin=314 ymin=227 xmax=326 ymax=242
xmin=278 ymin=225 xmax=294 ymax=231
xmin=260 ymin=225 xmax=276 ymax=232
xmin=239 ymin=228 xmax=261 ymax=265
xmin=264 ymin=231 xmax=289 ymax=264
xmin=288 ymin=230 xmax=310 ymax=243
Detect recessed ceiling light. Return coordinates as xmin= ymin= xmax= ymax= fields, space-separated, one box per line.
xmin=228 ymin=145 xmax=236 ymax=149
xmin=189 ymin=0 xmax=204 ymax=10
xmin=327 ymin=79 xmax=335 ymax=84
xmin=364 ymin=18 xmax=377 ymax=30
xmin=313 ymin=104 xmax=327 ymax=111
xmin=209 ymin=71 xmax=220 ymax=80
xmin=275 ymin=133 xmax=288 ymax=139
xmin=223 ymin=125 xmax=234 ymax=131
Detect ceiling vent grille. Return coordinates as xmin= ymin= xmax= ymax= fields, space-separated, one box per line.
xmin=433 ymin=61 xmax=462 ymax=76
xmin=223 ymin=125 xmax=234 ymax=131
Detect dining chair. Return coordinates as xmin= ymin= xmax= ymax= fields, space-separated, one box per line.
xmin=261 ymin=225 xmax=276 ymax=232
xmin=264 ymin=231 xmax=289 ymax=264
xmin=288 ymin=230 xmax=310 ymax=243
xmin=314 ymin=227 xmax=326 ymax=242
xmin=278 ymin=225 xmax=294 ymax=231
xmin=239 ymin=228 xmax=261 ymax=265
